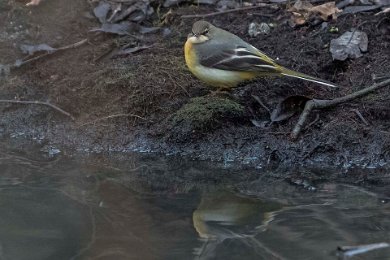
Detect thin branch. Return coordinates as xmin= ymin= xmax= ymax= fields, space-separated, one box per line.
xmin=291 ymin=78 xmax=390 ymax=139
xmin=0 ymin=99 xmax=75 ymax=120
xmin=372 ymin=73 xmax=390 ymax=82
xmin=11 ymin=38 xmax=88 ymax=69
xmin=78 ymin=113 xmax=145 ymax=127
xmin=181 ymin=4 xmax=270 ymax=19
xmin=304 ymin=113 xmax=320 ymax=130
xmin=291 ymin=100 xmax=314 ymax=139
xmin=351 ymin=108 xmax=369 ymax=126
xmin=252 ymin=95 xmax=271 ymax=114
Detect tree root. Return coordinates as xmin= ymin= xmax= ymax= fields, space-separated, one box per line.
xmin=11 ymin=39 xmax=88 ymax=69
xmin=77 ymin=113 xmax=145 ymax=127
xmin=0 ymin=99 xmax=74 ymax=120
xmin=291 ymin=78 xmax=390 ymax=139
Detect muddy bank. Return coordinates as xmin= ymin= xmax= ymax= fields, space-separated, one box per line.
xmin=1 ymin=0 xmax=390 ymax=180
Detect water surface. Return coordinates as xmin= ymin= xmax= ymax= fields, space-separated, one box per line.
xmin=0 ymin=141 xmax=389 ymax=260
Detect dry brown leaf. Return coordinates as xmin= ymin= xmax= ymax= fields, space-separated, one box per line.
xmin=289 ymin=0 xmax=342 ymax=25
xmin=310 ymin=2 xmax=341 ymax=20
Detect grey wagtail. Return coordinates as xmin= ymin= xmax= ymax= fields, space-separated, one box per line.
xmin=184 ymin=21 xmax=338 ymax=89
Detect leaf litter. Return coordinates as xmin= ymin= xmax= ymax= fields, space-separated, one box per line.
xmin=7 ymin=0 xmax=162 ymax=70
xmin=88 ymin=0 xmax=163 ymax=56
xmin=91 ymin=0 xmax=156 ymax=35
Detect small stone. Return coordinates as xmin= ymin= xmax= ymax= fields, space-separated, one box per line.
xmin=216 ymin=0 xmax=240 ymax=10
xmin=248 ymin=22 xmax=271 ymax=37
xmin=162 ymin=28 xmax=172 ymax=37
xmin=0 ymin=64 xmax=10 ymax=77
xmin=40 ymin=145 xmax=61 ymax=157
xmin=321 ymin=22 xmax=328 ymax=30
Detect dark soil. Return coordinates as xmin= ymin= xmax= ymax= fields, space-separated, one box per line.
xmin=1 ymin=0 xmax=390 ymax=183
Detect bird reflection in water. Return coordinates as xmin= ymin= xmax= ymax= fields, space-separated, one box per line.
xmin=192 ymin=190 xmax=283 ymax=259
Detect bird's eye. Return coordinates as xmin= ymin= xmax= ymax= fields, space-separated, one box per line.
xmin=203 ymin=29 xmax=209 ymax=35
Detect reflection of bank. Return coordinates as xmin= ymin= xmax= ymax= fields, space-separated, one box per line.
xmin=192 ymin=190 xmax=283 ymax=259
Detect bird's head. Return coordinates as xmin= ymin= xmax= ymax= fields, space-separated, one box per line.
xmin=187 ymin=21 xmax=214 ymax=44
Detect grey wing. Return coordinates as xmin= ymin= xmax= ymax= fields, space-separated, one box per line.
xmin=199 ymin=46 xmax=280 ymax=73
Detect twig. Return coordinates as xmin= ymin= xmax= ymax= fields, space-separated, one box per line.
xmin=0 ymin=99 xmax=75 ymax=120
xmin=338 ymin=242 xmax=389 ymax=258
xmin=291 ymin=78 xmax=390 ymax=139
xmin=351 ymin=108 xmax=369 ymax=126
xmin=11 ymin=39 xmax=88 ymax=69
xmin=181 ymin=4 xmax=270 ymax=19
xmin=375 ymin=7 xmax=390 ymax=16
xmin=251 ymin=95 xmax=271 ymax=114
xmin=78 ymin=113 xmax=145 ymax=127
xmin=304 ymin=113 xmax=320 ymax=130
xmin=372 ymin=73 xmax=390 ymax=82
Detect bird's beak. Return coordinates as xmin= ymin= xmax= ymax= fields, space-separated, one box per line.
xmin=187 ymin=33 xmax=208 ymax=43
xmin=187 ymin=32 xmax=198 ymax=40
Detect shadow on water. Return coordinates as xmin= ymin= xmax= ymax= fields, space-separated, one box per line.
xmin=0 ymin=140 xmax=389 ymax=260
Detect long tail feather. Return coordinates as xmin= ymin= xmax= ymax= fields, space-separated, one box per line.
xmin=280 ymin=68 xmax=338 ymax=88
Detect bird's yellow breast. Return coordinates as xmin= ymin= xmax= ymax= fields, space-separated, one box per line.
xmin=184 ymin=40 xmax=197 ymax=70
xmin=184 ymin=40 xmax=255 ymax=89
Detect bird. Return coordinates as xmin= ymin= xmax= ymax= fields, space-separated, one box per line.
xmin=184 ymin=21 xmax=338 ymax=90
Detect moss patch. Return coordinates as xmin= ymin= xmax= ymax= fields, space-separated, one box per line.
xmin=172 ymin=96 xmax=245 ymax=133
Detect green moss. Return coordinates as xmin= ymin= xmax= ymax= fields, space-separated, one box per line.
xmin=172 ymin=96 xmax=244 ymax=131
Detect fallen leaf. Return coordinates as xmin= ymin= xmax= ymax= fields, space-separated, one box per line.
xmin=93 ymin=1 xmax=111 ymax=24
xmin=20 ymin=43 xmax=56 ymax=55
xmin=373 ymin=0 xmax=390 ymax=6
xmin=342 ymin=5 xmax=382 ymax=15
xmin=111 ymin=1 xmax=151 ymax=23
xmin=311 ymin=2 xmax=342 ymax=20
xmin=90 ymin=21 xmax=135 ymax=35
xmin=330 ymin=30 xmax=368 ymax=61
xmin=271 ymin=95 xmax=310 ymax=122
xmin=289 ymin=0 xmax=342 ymax=25
xmin=107 ymin=3 xmax=122 ymax=22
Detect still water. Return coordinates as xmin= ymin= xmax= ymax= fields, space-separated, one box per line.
xmin=0 ymin=141 xmax=389 ymax=260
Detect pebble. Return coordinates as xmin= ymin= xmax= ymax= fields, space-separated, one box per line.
xmin=248 ymin=22 xmax=271 ymax=37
